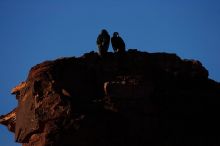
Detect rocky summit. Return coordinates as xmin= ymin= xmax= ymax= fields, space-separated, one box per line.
xmin=1 ymin=49 xmax=220 ymax=146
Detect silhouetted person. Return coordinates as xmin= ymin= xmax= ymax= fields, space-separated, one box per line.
xmin=111 ymin=32 xmax=126 ymax=53
xmin=96 ymin=29 xmax=110 ymax=56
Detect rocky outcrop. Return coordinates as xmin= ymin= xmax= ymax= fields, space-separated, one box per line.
xmin=1 ymin=49 xmax=220 ymax=146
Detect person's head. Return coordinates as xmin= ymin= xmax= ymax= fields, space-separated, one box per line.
xmin=113 ymin=32 xmax=119 ymax=37
xmin=100 ymin=29 xmax=109 ymax=35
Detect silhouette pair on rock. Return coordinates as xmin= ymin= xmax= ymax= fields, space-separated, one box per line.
xmin=96 ymin=29 xmax=125 ymax=56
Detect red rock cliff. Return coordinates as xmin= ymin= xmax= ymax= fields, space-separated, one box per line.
xmin=1 ymin=49 xmax=220 ymax=146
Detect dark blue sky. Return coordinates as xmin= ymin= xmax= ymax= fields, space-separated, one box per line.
xmin=1 ymin=0 xmax=220 ymax=145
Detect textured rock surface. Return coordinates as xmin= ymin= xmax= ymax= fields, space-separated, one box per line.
xmin=1 ymin=49 xmax=220 ymax=146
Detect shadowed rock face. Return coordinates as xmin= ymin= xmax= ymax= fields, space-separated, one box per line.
xmin=1 ymin=49 xmax=220 ymax=146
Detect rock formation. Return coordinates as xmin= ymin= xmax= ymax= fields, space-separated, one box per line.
xmin=1 ymin=49 xmax=220 ymax=146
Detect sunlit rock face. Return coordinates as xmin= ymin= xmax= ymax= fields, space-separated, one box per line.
xmin=1 ymin=49 xmax=220 ymax=146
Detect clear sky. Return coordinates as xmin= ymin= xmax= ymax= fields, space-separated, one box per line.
xmin=0 ymin=0 xmax=220 ymax=145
